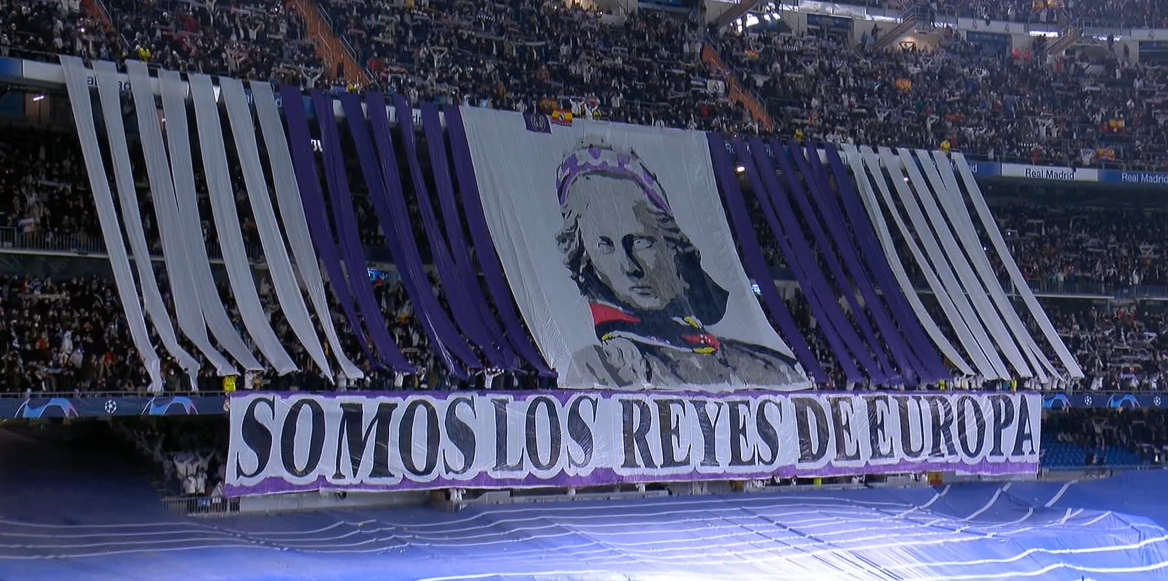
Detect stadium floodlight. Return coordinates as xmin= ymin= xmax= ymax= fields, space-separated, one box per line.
xmin=32 ymin=94 xmax=45 ymax=102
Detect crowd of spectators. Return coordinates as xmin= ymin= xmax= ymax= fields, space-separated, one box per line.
xmin=1043 ymin=408 xmax=1168 ymax=467
xmin=1047 ymin=300 xmax=1168 ymax=391
xmin=717 ymin=27 xmax=1168 ymax=170
xmin=104 ymin=0 xmax=326 ymax=86
xmin=4 ymin=0 xmax=1168 ymax=165
xmin=0 ymin=0 xmax=327 ymax=87
xmin=991 ymin=203 xmax=1168 ymax=291
xmin=114 ymin=418 xmax=228 ymax=497
xmin=0 ymin=0 xmax=117 ymax=61
xmin=320 ymin=0 xmax=751 ymax=131
xmin=0 ymin=274 xmax=151 ymax=394
xmin=0 ymin=125 xmax=101 ymax=249
xmin=926 ymin=0 xmax=1168 ymax=29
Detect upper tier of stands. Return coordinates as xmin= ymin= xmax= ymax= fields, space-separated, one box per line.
xmin=826 ymin=0 xmax=1167 ymax=28
xmin=718 ymin=27 xmax=1167 ymax=170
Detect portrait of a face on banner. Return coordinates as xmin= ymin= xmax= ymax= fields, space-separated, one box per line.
xmin=458 ymin=108 xmax=810 ymax=391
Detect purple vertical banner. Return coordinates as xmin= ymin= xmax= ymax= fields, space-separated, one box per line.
xmin=779 ymin=141 xmax=897 ymax=384
xmin=419 ymin=104 xmax=519 ymax=370
xmin=312 ymin=90 xmax=415 ymax=373
xmin=825 ymin=146 xmax=949 ymax=382
xmin=733 ymin=137 xmax=863 ymax=384
xmin=393 ymin=97 xmax=512 ymax=370
xmin=706 ymin=132 xmax=826 ymax=383
xmin=443 ymin=106 xmax=553 ymax=377
xmin=336 ymin=92 xmax=467 ymax=378
xmin=279 ymin=86 xmax=389 ymax=372
xmin=759 ymin=139 xmax=882 ymax=383
xmin=364 ymin=91 xmax=482 ymax=375
xmin=797 ymin=141 xmax=927 ymax=384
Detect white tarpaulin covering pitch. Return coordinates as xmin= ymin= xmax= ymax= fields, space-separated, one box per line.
xmin=459 ymin=109 xmax=810 ymax=391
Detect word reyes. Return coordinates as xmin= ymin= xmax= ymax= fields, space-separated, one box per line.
xmin=226 ymin=392 xmax=1040 ymax=495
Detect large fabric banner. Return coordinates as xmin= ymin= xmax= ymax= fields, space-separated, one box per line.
xmin=226 ymin=391 xmax=1041 ymax=497
xmin=458 ymin=108 xmax=808 ymax=391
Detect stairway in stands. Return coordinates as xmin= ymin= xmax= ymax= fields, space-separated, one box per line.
xmin=713 ymin=0 xmax=759 ymax=29
xmin=870 ymin=10 xmax=919 ymax=52
xmin=1040 ymin=22 xmax=1082 ymax=60
xmin=701 ymin=43 xmax=774 ymax=133
xmin=286 ymin=0 xmax=367 ymax=85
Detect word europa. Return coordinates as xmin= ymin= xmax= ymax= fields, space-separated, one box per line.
xmin=227 ymin=392 xmax=1041 ymax=495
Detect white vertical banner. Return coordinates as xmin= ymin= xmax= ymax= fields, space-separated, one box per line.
xmin=923 ymin=150 xmax=1058 ymax=383
xmin=219 ymin=77 xmax=332 ymax=379
xmin=458 ymin=108 xmax=808 ymax=391
xmin=59 ymin=56 xmax=162 ymax=391
xmin=251 ymin=83 xmax=362 ymax=380
xmin=877 ymin=146 xmax=1008 ymax=380
xmin=158 ymin=69 xmax=262 ymax=372
xmin=125 ymin=60 xmax=236 ymax=377
xmin=189 ymin=73 xmax=296 ymax=374
xmin=854 ymin=146 xmax=993 ymax=378
xmin=953 ymin=153 xmax=1084 ymax=379
xmin=842 ymin=145 xmax=973 ymax=377
xmin=897 ymin=148 xmax=1031 ymax=379
xmin=92 ymin=61 xmax=201 ymax=384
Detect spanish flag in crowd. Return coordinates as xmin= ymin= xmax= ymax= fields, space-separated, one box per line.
xmin=552 ymin=110 xmax=574 ymax=126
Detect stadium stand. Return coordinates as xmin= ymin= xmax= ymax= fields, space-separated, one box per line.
xmin=1043 ymin=408 xmax=1168 ymax=467
xmin=991 ymin=203 xmax=1168 ymax=290
xmin=103 ymin=0 xmax=326 ymax=85
xmin=319 ymin=0 xmax=747 ymax=131
xmin=0 ymin=0 xmax=116 ymax=62
xmin=934 ymin=0 xmax=1168 ymax=28
xmin=0 ymin=0 xmax=1165 ymax=394
xmin=715 ymin=27 xmax=1168 ymax=170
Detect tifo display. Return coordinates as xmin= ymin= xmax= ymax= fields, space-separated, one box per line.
xmin=55 ymin=57 xmax=1083 ymax=396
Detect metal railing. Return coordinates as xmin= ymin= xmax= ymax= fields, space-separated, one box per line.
xmin=0 ymin=227 xmax=266 ymax=262
xmin=161 ymin=495 xmax=239 ymax=517
xmin=0 ymin=228 xmax=106 ymax=255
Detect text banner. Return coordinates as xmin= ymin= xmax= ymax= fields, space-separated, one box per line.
xmin=227 ymin=391 xmax=1041 ymax=497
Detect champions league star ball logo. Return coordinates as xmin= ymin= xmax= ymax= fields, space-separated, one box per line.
xmin=104 ymin=400 xmax=118 ymax=414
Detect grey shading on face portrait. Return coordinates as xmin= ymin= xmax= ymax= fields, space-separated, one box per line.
xmin=554 ymin=143 xmax=804 ymax=390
